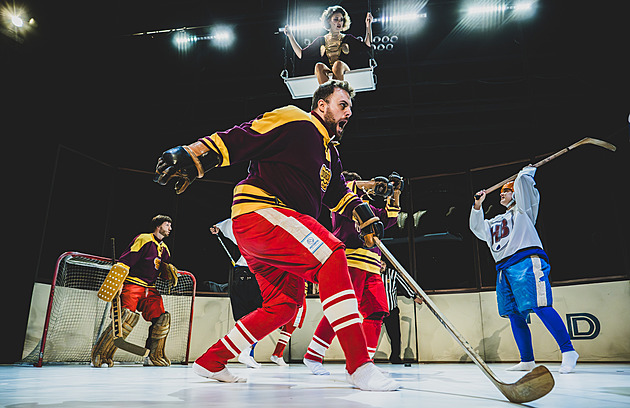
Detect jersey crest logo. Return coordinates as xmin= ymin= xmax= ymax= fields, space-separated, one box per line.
xmin=320 ymin=164 xmax=331 ymax=192
xmin=491 ymin=218 xmax=511 ymax=251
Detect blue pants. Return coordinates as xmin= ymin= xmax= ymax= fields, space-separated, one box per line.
xmin=497 ymin=255 xmax=552 ymax=319
xmin=498 ymin=255 xmax=574 ymax=361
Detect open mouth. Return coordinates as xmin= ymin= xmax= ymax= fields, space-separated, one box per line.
xmin=336 ymin=120 xmax=347 ymax=136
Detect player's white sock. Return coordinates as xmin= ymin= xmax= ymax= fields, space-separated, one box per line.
xmin=303 ymin=357 xmax=330 ymax=375
xmin=346 ymin=362 xmax=400 ymax=391
xmin=506 ymin=361 xmax=536 ymax=371
xmin=270 ymin=355 xmax=288 ymax=366
xmin=559 ymin=350 xmax=579 ymax=374
xmin=238 ymin=347 xmax=261 ymax=369
xmin=192 ymin=363 xmax=246 ymax=383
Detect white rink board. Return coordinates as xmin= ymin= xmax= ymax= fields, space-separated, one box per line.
xmin=24 ymin=280 xmax=630 ymax=364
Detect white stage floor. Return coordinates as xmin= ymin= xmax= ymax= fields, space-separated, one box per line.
xmin=1 ymin=362 xmax=628 ymax=407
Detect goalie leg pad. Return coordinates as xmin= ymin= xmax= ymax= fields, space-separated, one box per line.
xmin=145 ymin=312 xmax=171 ymax=366
xmin=91 ymin=308 xmax=140 ymax=367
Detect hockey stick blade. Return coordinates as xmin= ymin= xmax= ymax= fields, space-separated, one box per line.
xmin=375 ymin=237 xmax=555 ymax=403
xmin=113 ymin=338 xmax=150 ymax=357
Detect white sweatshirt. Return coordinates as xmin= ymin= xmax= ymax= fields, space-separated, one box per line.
xmin=469 ymin=166 xmax=544 ymax=265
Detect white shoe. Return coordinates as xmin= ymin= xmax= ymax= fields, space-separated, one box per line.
xmin=559 ymin=350 xmax=579 ymax=374
xmin=506 ymin=361 xmax=536 ymax=371
xmin=270 ymin=355 xmax=288 ymax=366
xmin=347 ymin=362 xmax=400 ymax=391
xmin=192 ymin=363 xmax=247 ymax=383
xmin=303 ymin=357 xmax=330 ymax=375
xmin=238 ymin=348 xmax=261 ymax=369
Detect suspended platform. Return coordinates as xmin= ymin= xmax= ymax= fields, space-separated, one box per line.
xmin=281 ymin=59 xmax=377 ymax=99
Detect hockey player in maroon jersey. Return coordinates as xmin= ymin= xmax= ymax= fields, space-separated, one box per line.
xmin=154 ymin=80 xmax=399 ymax=391
xmin=303 ymin=171 xmax=402 ymax=375
xmin=91 ymin=215 xmax=178 ymax=367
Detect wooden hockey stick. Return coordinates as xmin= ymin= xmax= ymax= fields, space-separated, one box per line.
xmin=374 ymin=237 xmax=555 ymax=403
xmin=111 ymin=294 xmax=150 ymax=357
xmin=475 ymin=137 xmax=616 ymax=199
xmin=107 ymin=238 xmax=149 ymax=357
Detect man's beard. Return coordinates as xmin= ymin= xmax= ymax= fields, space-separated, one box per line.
xmin=324 ymin=110 xmax=347 ymax=143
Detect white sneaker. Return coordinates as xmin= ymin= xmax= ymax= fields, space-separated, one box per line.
xmin=238 ymin=348 xmax=261 ymax=369
xmin=270 ymin=355 xmax=288 ymax=366
xmin=192 ymin=363 xmax=247 ymax=383
xmin=559 ymin=350 xmax=579 ymax=374
xmin=303 ymin=357 xmax=330 ymax=375
xmin=506 ymin=361 xmax=536 ymax=371
xmin=347 ymin=362 xmax=400 ymax=391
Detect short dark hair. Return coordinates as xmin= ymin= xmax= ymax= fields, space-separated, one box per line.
xmin=311 ymin=79 xmax=356 ymax=111
xmin=151 ymin=214 xmax=172 ymax=230
xmin=342 ymin=170 xmax=361 ymax=181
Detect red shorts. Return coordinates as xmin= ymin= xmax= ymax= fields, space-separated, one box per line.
xmin=232 ymin=207 xmax=345 ymax=308
xmin=349 ymin=266 xmax=389 ymax=318
xmin=120 ymin=283 xmax=165 ymax=322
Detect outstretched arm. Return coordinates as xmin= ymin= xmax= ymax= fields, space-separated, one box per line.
xmin=364 ymin=12 xmax=373 ymax=47
xmin=284 ymin=25 xmax=303 ymax=59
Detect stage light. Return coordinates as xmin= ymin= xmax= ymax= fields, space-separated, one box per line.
xmin=463 ymin=1 xmax=537 ymax=19
xmin=11 ymin=14 xmax=23 ymax=27
xmin=209 ymin=25 xmax=234 ymax=50
xmin=2 ymin=4 xmax=36 ymax=43
xmin=373 ymin=12 xmax=427 ymax=24
xmin=377 ymin=1 xmax=429 ymax=35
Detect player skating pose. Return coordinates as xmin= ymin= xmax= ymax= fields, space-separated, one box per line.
xmin=154 ymin=80 xmax=399 ymax=391
xmin=304 ymin=171 xmax=402 ymax=375
xmin=470 ymin=166 xmax=579 ymax=374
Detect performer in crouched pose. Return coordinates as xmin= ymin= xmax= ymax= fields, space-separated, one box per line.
xmin=91 ymin=215 xmax=178 ymax=367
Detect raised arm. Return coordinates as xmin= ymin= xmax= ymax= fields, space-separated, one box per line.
xmin=284 ymin=25 xmax=303 ymax=59
xmin=364 ymin=12 xmax=373 ymax=47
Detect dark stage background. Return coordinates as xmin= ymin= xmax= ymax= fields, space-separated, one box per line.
xmin=4 ymin=0 xmax=629 ymax=363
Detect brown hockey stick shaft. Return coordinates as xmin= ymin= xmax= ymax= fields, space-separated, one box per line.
xmin=475 ymin=137 xmax=616 ymax=199
xmin=108 ymin=238 xmax=149 ymax=357
xmin=374 ymin=237 xmax=554 ymax=403
xmin=111 ymin=294 xmax=150 ymax=357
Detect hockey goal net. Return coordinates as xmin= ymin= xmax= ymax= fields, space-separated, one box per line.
xmin=21 ymin=252 xmax=196 ymax=367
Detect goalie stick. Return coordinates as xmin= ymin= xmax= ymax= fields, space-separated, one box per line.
xmin=374 ymin=237 xmax=555 ymax=403
xmin=474 ymin=137 xmax=617 ymax=199
xmin=108 ymin=237 xmax=150 ymax=357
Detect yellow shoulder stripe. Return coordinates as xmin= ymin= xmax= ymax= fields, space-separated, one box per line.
xmin=129 ymin=233 xmax=155 ymax=253
xmin=250 ymin=106 xmax=312 ymax=134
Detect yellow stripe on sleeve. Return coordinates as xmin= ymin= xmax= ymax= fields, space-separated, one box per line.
xmin=201 ymin=133 xmax=230 ymax=167
xmin=330 ymin=192 xmax=358 ymax=214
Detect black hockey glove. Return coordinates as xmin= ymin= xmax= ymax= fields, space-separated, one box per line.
xmin=154 ymin=141 xmax=220 ymax=194
xmin=372 ymin=176 xmax=394 ymax=197
xmin=388 ymin=172 xmax=404 ymax=192
xmin=353 ymin=202 xmax=384 ymax=248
